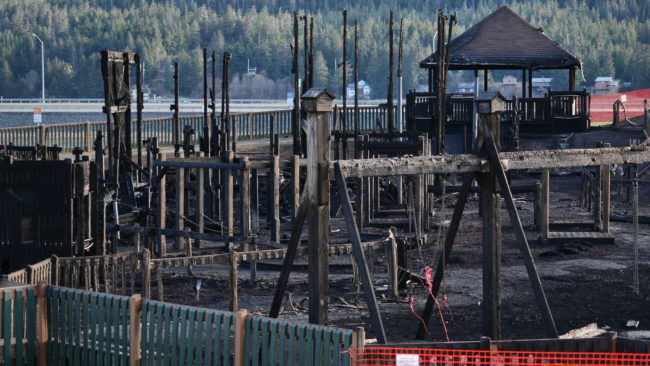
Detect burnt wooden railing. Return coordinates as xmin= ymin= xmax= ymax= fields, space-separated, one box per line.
xmin=408 ymin=91 xmax=590 ymax=136
xmin=0 ymin=106 xmax=400 ymax=152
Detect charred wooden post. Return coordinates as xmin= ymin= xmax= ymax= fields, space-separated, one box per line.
xmin=135 ymin=54 xmax=143 ymax=180
xmin=354 ymin=21 xmax=360 ymax=158
xmin=269 ymin=153 xmax=281 ymax=243
xmin=643 ymin=99 xmax=650 ymax=136
xmin=221 ymin=53 xmax=232 ymax=151
xmin=309 ymin=17 xmax=314 ymax=89
xmin=93 ymin=132 xmax=107 ymax=255
xmin=594 ymin=165 xmax=602 ymax=230
xmin=195 ymin=154 xmax=205 ymax=248
xmin=334 ymin=105 xmax=340 ymax=160
xmin=388 ymin=228 xmax=399 ymax=298
xmin=240 ymin=157 xmax=251 ymax=241
xmin=172 ymin=62 xmax=180 ymax=146
xmin=292 ymin=12 xmax=301 ymax=156
xmin=251 ymin=169 xmax=260 ymax=232
xmin=302 ymin=15 xmax=309 ymax=94
xmin=143 ymin=249 xmax=151 ymax=299
xmin=476 ymin=94 xmax=506 ymax=340
xmin=156 ymin=154 xmax=167 ymax=257
xmin=335 ymin=163 xmax=388 ymax=343
xmin=230 ymin=251 xmax=238 ymax=311
xmin=223 ymin=150 xmax=234 ymax=245
xmin=600 ymin=163 xmax=611 ymax=233
xmin=292 ymin=154 xmax=301 ymax=220
xmin=540 ymin=169 xmax=550 ymax=239
xmin=302 ymin=88 xmax=334 ymax=325
xmin=210 ymin=51 xmax=218 ymax=157
xmin=363 ymin=135 xmax=371 ymax=225
xmin=569 ymin=66 xmax=577 ymax=91
xmin=175 ymin=165 xmax=185 ymax=251
xmin=250 ymin=238 xmax=258 ymax=282
xmin=355 ymin=135 xmax=365 ymax=228
xmin=209 ymin=52 xmax=220 ymax=222
xmin=202 ymin=48 xmax=210 ymax=156
xmin=397 ymin=18 xmax=404 ymax=205
xmin=387 ymin=10 xmax=394 ymax=138
xmin=342 ymin=10 xmax=348 ymax=160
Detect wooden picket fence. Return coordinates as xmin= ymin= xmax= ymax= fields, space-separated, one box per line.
xmin=0 ymin=284 xmax=360 ymax=365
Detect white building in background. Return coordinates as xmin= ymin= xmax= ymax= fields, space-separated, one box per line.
xmin=592 ymin=76 xmax=620 ymax=95
xmin=346 ymin=80 xmax=372 ymax=99
xmin=532 ymin=77 xmax=553 ymax=97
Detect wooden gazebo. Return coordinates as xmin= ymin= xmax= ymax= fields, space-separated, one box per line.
xmin=408 ymin=6 xmax=590 ymax=143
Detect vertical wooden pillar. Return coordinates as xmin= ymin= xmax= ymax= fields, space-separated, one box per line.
xmin=196 ymin=155 xmax=205 ymax=248
xmin=93 ymin=134 xmax=107 ymax=255
xmin=415 ymin=136 xmax=427 ymax=237
xmin=142 ymin=249 xmax=151 ymax=299
xmin=269 ymin=155 xmax=281 ymax=243
xmin=363 ymin=135 xmax=371 ymax=226
xmin=292 ymin=154 xmax=301 ymax=220
xmin=175 ymin=166 xmax=185 ymax=250
xmin=569 ymin=67 xmax=577 ymax=91
xmin=251 ymin=169 xmax=259 ymax=233
xmin=423 ymin=135 xmax=432 ymax=231
xmin=355 ymin=144 xmax=365 ymax=230
xmin=540 ymin=169 xmax=550 ymax=239
xmin=240 ymin=158 xmax=251 ymax=239
xmin=156 ymin=154 xmax=167 ymax=257
xmin=600 ymin=164 xmax=611 ymax=233
xmin=230 ymin=252 xmax=238 ymax=311
xmin=478 ymin=113 xmax=501 ymax=340
xmin=594 ymin=167 xmax=603 ymax=231
xmin=302 ymin=89 xmax=333 ymax=325
xmin=223 ymin=150 xmax=234 ymax=244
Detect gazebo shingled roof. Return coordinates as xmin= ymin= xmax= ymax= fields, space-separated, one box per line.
xmin=420 ymin=6 xmax=581 ymax=70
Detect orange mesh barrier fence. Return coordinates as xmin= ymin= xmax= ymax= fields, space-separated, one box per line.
xmin=349 ymin=347 xmax=650 ymax=366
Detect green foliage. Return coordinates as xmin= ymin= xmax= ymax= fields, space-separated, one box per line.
xmin=0 ymin=0 xmax=648 ymax=98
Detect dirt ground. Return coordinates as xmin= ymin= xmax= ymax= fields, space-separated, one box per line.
xmin=158 ymin=126 xmax=650 ymax=344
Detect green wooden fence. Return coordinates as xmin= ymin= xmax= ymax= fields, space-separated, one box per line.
xmin=0 ymin=286 xmax=37 ymax=366
xmin=243 ymin=316 xmax=353 ymax=366
xmin=0 ymin=284 xmax=361 ymax=365
xmin=47 ymin=287 xmax=131 ymax=365
xmin=139 ymin=299 xmax=235 ymax=365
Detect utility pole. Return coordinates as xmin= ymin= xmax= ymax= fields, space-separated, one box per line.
xmin=387 ymin=11 xmax=394 ymax=138
xmin=397 ymin=17 xmax=404 ymax=205
xmin=32 ymin=33 xmax=45 ymax=103
xmin=342 ymin=9 xmax=348 ymax=159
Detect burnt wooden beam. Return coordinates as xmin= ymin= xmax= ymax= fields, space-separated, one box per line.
xmin=335 ymin=163 xmax=387 ymax=343
xmin=269 ymin=196 xmax=309 ymax=318
xmin=337 ymin=145 xmax=650 ymax=177
xmin=482 ymin=122 xmax=559 ymax=338
xmin=416 ymin=173 xmax=474 ymax=339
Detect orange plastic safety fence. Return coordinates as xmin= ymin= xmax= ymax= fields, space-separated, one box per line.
xmin=349 ymin=347 xmax=650 ymax=366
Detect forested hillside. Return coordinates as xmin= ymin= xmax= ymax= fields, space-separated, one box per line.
xmin=1 ymin=0 xmax=649 ymax=98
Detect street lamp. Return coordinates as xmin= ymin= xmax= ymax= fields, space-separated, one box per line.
xmin=31 ymin=33 xmax=45 ymax=103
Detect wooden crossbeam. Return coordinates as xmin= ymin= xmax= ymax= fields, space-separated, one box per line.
xmin=336 ymin=145 xmax=650 ymax=177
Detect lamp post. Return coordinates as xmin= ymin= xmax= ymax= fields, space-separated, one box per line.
xmin=31 ymin=33 xmax=45 ymax=103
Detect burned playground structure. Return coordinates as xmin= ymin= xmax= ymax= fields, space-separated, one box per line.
xmin=0 ymin=6 xmax=649 ymax=365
